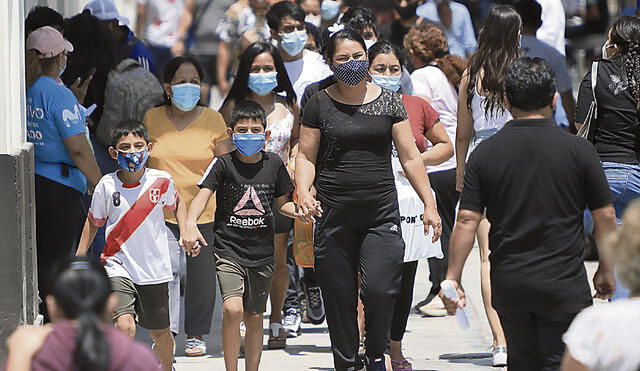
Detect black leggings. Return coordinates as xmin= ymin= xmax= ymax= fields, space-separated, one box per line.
xmin=314 ymin=201 xmax=404 ymax=371
xmin=427 ymin=169 xmax=459 ymax=295
xmin=35 ymin=175 xmax=84 ymax=322
xmin=390 ymin=261 xmax=419 ymax=341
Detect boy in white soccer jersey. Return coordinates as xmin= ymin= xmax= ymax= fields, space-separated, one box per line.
xmin=77 ymin=119 xmax=188 ymax=371
xmin=182 ymin=101 xmax=303 ymax=371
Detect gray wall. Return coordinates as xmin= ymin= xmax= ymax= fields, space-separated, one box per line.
xmin=0 ymin=144 xmax=38 ymax=360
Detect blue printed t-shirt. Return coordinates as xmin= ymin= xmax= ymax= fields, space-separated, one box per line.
xmin=26 ymin=76 xmax=88 ymax=193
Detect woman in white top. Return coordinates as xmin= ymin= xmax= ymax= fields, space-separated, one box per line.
xmin=562 ymin=200 xmax=640 ymax=371
xmin=455 ymin=5 xmax=521 ymax=367
xmin=220 ymin=41 xmax=300 ymax=350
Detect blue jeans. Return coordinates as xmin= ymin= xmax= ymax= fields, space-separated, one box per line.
xmin=602 ymin=162 xmax=640 ymax=300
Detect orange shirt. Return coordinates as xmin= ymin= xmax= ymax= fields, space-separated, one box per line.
xmin=145 ymin=106 xmax=229 ymax=224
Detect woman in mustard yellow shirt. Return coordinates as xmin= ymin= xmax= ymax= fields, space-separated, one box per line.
xmin=145 ymin=56 xmax=232 ymax=357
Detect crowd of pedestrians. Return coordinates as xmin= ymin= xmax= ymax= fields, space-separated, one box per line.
xmin=9 ymin=0 xmax=640 ymax=370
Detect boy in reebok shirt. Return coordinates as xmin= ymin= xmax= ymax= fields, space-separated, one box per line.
xmin=76 ymin=119 xmax=188 ymax=371
xmin=182 ymin=101 xmax=301 ymax=371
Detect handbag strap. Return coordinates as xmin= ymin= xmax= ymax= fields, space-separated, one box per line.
xmin=591 ymin=61 xmax=598 ymax=118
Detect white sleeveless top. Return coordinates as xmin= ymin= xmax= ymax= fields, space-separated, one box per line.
xmin=471 ymin=89 xmax=512 ymax=133
xmin=265 ymin=109 xmax=294 ymax=164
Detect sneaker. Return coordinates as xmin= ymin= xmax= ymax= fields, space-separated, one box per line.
xmin=419 ymin=295 xmax=447 ymax=317
xmin=282 ymin=308 xmax=302 ymax=337
xmin=492 ymin=346 xmax=507 ymax=367
xmin=184 ymin=337 xmax=206 ymax=357
xmin=413 ymin=292 xmax=437 ymax=314
xmin=364 ymin=354 xmax=386 ymax=371
xmin=305 ymin=286 xmax=326 ymax=325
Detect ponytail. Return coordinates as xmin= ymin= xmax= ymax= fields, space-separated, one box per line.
xmin=435 ymin=53 xmax=468 ymax=90
xmin=25 ymin=49 xmax=43 ymax=88
xmin=49 ymin=258 xmax=111 ymax=371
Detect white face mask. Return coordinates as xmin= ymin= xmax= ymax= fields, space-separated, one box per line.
xmin=365 ymin=39 xmax=377 ymax=50
xmin=602 ymin=42 xmax=614 ymax=59
xmin=305 ymin=14 xmax=321 ymax=28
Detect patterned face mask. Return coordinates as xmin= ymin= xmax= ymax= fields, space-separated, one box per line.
xmin=332 ymin=59 xmax=369 ymax=86
xmin=117 ymin=149 xmax=149 ymax=173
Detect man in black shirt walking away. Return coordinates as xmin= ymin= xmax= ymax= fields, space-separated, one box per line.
xmin=441 ymin=57 xmax=618 ymax=371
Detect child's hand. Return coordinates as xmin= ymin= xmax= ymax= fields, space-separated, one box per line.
xmin=181 ymin=226 xmax=208 ymax=253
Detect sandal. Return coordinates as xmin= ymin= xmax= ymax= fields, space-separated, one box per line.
xmin=391 ymin=359 xmax=413 ymax=371
xmin=267 ymin=322 xmax=287 ymax=349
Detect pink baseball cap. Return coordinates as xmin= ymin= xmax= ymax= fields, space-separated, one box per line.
xmin=26 ymin=26 xmax=74 ymax=59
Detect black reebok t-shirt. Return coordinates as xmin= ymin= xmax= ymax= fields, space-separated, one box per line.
xmin=460 ymin=118 xmax=612 ymax=314
xmin=576 ymin=59 xmax=640 ymax=163
xmin=302 ymin=88 xmax=408 ymax=208
xmin=198 ymin=151 xmax=294 ymax=266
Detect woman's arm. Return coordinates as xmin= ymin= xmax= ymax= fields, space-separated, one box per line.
xmin=5 ymin=325 xmax=53 ymax=371
xmin=63 ymin=133 xmax=102 ymax=193
xmin=290 ymin=103 xmax=301 ymax=149
xmin=423 ymin=121 xmax=453 ymax=167
xmin=393 ymin=120 xmax=442 ymax=241
xmin=294 ymin=126 xmax=321 ymax=222
xmin=455 ymin=72 xmax=474 ymax=192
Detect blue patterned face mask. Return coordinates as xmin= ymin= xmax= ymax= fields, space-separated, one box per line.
xmin=332 ymin=59 xmax=369 ymax=86
xmin=371 ymin=74 xmax=401 ymax=92
xmin=279 ymin=30 xmax=308 ymax=57
xmin=248 ymin=72 xmax=278 ymax=96
xmin=171 ymin=83 xmax=201 ymax=112
xmin=117 ymin=149 xmax=149 ymax=173
xmin=233 ymin=133 xmax=266 ymax=156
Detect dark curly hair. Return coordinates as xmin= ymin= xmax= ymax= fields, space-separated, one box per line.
xmin=403 ymin=23 xmax=467 ymax=89
xmin=465 ymin=5 xmax=521 ymax=116
xmin=609 ymin=16 xmax=640 ymax=110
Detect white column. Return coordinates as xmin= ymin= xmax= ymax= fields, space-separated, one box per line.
xmin=0 ymin=0 xmax=27 ymax=155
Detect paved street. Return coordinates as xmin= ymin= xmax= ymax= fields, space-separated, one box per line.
xmin=135 ymin=247 xmax=598 ymax=371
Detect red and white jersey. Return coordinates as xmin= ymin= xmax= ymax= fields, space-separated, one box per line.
xmin=89 ymin=168 xmax=178 ymax=285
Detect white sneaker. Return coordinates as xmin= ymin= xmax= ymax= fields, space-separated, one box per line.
xmin=492 ymin=346 xmax=507 ymax=367
xmin=185 ymin=337 xmax=206 ymax=357
xmin=419 ymin=296 xmax=447 ymax=317
xmin=282 ymin=308 xmax=302 ymax=337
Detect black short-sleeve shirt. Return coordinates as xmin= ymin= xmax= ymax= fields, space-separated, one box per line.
xmin=576 ymin=59 xmax=640 ymax=163
xmin=460 ymin=118 xmax=612 ymax=314
xmin=198 ymin=151 xmax=294 ymax=266
xmin=302 ymin=88 xmax=408 ymax=208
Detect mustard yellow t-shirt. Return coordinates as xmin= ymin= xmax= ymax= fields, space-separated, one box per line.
xmin=145 ymin=106 xmax=229 ymax=224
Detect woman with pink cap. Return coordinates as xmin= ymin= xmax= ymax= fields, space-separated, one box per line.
xmin=25 ymin=26 xmax=101 ymax=323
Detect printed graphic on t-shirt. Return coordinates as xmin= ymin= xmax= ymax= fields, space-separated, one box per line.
xmin=226 ymin=184 xmax=272 ymax=230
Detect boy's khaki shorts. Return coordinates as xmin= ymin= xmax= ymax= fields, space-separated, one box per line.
xmin=110 ymin=276 xmax=170 ymax=330
xmin=215 ymin=255 xmax=274 ymax=313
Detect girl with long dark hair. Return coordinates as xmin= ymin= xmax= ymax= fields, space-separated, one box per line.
xmin=368 ymin=40 xmax=453 ymax=371
xmin=5 ymin=257 xmax=158 ymax=370
xmin=403 ymin=22 xmax=466 ymax=321
xmin=455 ymin=5 xmax=522 ymax=366
xmin=295 ymin=28 xmax=441 ymax=371
xmin=576 ymin=16 xmax=640 ymax=301
xmin=220 ymin=41 xmax=299 ymax=349
xmin=145 ymin=56 xmax=232 ymax=356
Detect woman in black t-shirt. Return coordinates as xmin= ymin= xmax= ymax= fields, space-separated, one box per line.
xmin=576 ymin=16 xmax=640 ymax=300
xmin=295 ymin=28 xmax=441 ymax=371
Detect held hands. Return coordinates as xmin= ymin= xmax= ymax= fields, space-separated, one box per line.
xmin=593 ymin=266 xmax=616 ymax=300
xmin=438 ymin=280 xmax=467 ymax=316
xmin=295 ymin=191 xmax=323 ymax=224
xmin=423 ymin=206 xmax=442 ymax=243
xmin=455 ymin=170 xmax=464 ymax=193
xmin=180 ymin=225 xmax=206 ymax=257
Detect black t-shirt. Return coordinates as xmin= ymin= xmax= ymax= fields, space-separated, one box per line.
xmin=460 ymin=118 xmax=612 ymax=314
xmin=302 ymin=88 xmax=408 ymax=208
xmin=576 ymin=59 xmax=640 ymax=163
xmin=198 ymin=151 xmax=294 ymax=266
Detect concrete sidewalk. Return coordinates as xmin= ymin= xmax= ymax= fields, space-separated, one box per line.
xmin=136 ymin=249 xmax=598 ymax=370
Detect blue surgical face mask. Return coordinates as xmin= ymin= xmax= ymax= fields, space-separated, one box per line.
xmin=171 ymin=83 xmax=201 ymax=112
xmin=233 ymin=133 xmax=266 ymax=156
xmin=321 ymin=0 xmax=341 ymax=20
xmin=372 ymin=74 xmax=401 ymax=92
xmin=117 ymin=149 xmax=149 ymax=173
xmin=248 ymin=72 xmax=278 ymax=96
xmin=332 ymin=59 xmax=369 ymax=86
xmin=279 ymin=30 xmax=308 ymax=57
